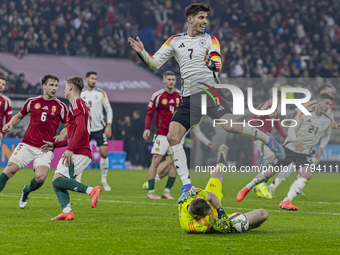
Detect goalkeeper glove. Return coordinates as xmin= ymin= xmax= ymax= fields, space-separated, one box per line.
xmin=217 ymin=207 xmax=227 ymax=219
xmin=211 ymin=218 xmax=233 ymax=233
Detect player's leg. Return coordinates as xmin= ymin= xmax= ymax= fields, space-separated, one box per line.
xmin=147 ymin=154 xmax=163 ymax=199
xmin=99 ymin=145 xmax=110 ymax=191
xmin=168 ymin=121 xmax=196 ymax=203
xmin=236 ymin=166 xmax=277 ymax=202
xmin=0 ymin=162 xmax=20 ymax=192
xmin=19 ymin=166 xmax=49 ymax=209
xmin=96 ymin=129 xmax=110 ymax=191
xmin=19 ymin=149 xmax=53 ymax=208
xmin=77 ymin=131 xmax=96 ymax=183
xmin=51 ymin=155 xmax=102 ymax=220
xmin=253 ymin=141 xmax=273 ymax=199
xmin=219 ymin=112 xmax=285 ymax=160
xmin=244 ymin=209 xmax=269 ymax=230
xmin=237 ymin=149 xmax=294 ymax=202
xmin=279 ymin=165 xmax=311 ymax=211
xmin=0 ymin=143 xmax=35 ymax=192
xmin=162 ymin=156 xmax=177 ymax=199
xmin=143 ymin=156 xmax=172 ymax=189
xmin=268 ymin=163 xmax=295 ymax=197
xmin=255 ymin=147 xmax=277 ymax=199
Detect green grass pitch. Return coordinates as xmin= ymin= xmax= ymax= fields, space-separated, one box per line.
xmin=0 ymin=168 xmax=339 ymax=254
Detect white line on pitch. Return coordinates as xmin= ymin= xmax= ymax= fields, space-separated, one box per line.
xmin=1 ymin=194 xmax=340 ymax=216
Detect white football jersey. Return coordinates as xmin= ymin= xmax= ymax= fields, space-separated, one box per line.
xmin=81 ymin=88 xmax=113 ymax=132
xmin=284 ymin=106 xmax=332 ymax=154
xmin=150 ymin=32 xmax=222 ymax=97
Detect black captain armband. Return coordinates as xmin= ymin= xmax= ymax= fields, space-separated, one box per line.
xmin=207 ymin=60 xmax=217 ymax=71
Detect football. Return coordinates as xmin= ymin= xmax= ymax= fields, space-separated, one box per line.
xmin=229 ymin=212 xmax=249 ymax=233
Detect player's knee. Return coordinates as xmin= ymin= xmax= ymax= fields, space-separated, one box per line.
xmin=4 ymin=162 xmax=19 ymax=177
xmin=35 ymin=175 xmax=46 ymax=183
xmin=101 ymin=153 xmax=108 ymax=159
xmin=152 ymin=155 xmax=162 ymax=165
xmin=259 ymin=209 xmax=269 ymax=222
xmin=167 ymin=132 xmax=181 ymax=146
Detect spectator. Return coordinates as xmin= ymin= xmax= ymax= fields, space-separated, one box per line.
xmin=76 ymin=45 xmax=90 ymax=56
xmin=130 ymin=110 xmax=145 ymax=169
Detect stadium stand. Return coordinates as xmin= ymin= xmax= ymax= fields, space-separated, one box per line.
xmin=0 ymin=0 xmax=339 ymax=102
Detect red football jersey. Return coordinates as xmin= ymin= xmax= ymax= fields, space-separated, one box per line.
xmin=20 ymin=96 xmax=67 ymax=148
xmin=0 ymin=94 xmax=12 ymax=136
xmin=145 ymin=88 xmax=182 ymax=136
xmin=250 ymin=100 xmax=287 ymax=140
xmin=65 ymin=98 xmax=92 ymax=158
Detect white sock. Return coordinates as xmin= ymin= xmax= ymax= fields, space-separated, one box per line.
xmin=243 ymin=125 xmax=270 ymax=144
xmin=170 ymin=143 xmax=191 ymax=186
xmin=272 ymin=165 xmax=294 ymax=189
xmin=246 ymin=171 xmax=266 ymax=190
xmin=76 ymin=172 xmax=83 ymax=183
xmin=86 ymin=187 xmax=93 ymax=195
xmin=164 ymin=188 xmax=170 ymax=192
xmin=63 ymin=203 xmax=72 ymax=213
xmin=284 ymin=178 xmax=308 ymax=201
xmin=155 ymin=174 xmax=160 ymax=183
xmin=100 ymin=157 xmax=109 ymax=183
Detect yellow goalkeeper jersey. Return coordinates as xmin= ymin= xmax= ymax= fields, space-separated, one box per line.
xmin=178 ymin=188 xmax=217 ymax=233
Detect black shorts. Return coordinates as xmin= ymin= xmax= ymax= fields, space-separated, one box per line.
xmin=171 ymin=88 xmax=232 ymax=130
xmin=90 ymin=129 xmax=108 ymax=146
xmin=272 ymin=147 xmax=312 ymax=168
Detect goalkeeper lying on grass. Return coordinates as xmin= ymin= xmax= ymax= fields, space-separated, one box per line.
xmin=178 ymin=145 xmax=268 ymax=233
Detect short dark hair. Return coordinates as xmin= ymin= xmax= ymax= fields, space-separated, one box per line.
xmin=318 ymin=84 xmax=332 ymax=94
xmin=86 ymin=71 xmax=97 ymax=78
xmin=189 ymin=198 xmax=211 ymax=217
xmin=66 ymin=76 xmax=84 ymax=92
xmin=0 ymin=76 xmax=7 ymax=84
xmin=318 ymin=93 xmax=333 ymax=102
xmin=163 ymin=71 xmax=175 ymax=78
xmin=41 ymin=75 xmax=59 ymax=85
xmin=185 ymin=3 xmax=210 ymax=18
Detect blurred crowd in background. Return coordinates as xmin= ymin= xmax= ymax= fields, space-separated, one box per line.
xmin=1 ymin=0 xmax=340 ymax=167
xmin=0 ymin=0 xmax=340 ymax=102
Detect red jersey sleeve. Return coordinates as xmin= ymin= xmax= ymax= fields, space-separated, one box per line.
xmin=145 ymin=93 xmax=158 ymax=130
xmin=1 ymin=97 xmax=12 ymax=136
xmin=274 ymin=117 xmax=287 ymax=139
xmin=67 ymin=100 xmax=87 ymax=152
xmin=20 ymin=98 xmax=33 ymax=116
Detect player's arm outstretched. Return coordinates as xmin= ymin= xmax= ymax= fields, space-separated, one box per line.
xmin=2 ymin=112 xmax=25 ymax=133
xmin=54 ymin=124 xmax=67 ymax=142
xmin=128 ymin=36 xmax=174 ymax=70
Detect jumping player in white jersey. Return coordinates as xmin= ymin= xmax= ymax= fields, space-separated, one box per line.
xmin=237 ymin=93 xmax=333 ymax=210
xmin=128 ymin=3 xmax=285 ymax=203
xmin=80 ymin=71 xmax=113 ymax=191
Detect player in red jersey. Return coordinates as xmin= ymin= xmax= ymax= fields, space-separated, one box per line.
xmin=248 ymin=91 xmax=287 ymax=199
xmin=143 ymin=71 xmax=182 ymax=199
xmin=237 ymin=91 xmax=288 ymax=202
xmin=0 ymin=75 xmax=67 ymax=209
xmin=42 ymin=76 xmax=101 ymax=220
xmin=0 ymin=76 xmax=12 ymax=146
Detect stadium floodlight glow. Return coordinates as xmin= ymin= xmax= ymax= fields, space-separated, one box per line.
xmin=201 ymin=84 xmax=312 ymax=116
